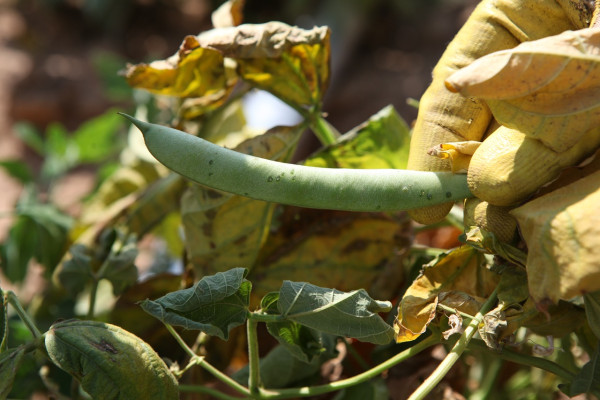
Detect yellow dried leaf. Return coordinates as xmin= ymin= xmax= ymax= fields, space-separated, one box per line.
xmin=211 ymin=0 xmax=245 ymax=28
xmin=182 ymin=125 xmax=302 ymax=276
xmin=446 ymin=28 xmax=600 ymax=152
xmin=125 ymin=35 xmax=234 ymax=104
xmin=394 ymin=246 xmax=499 ymax=343
xmin=510 ymin=170 xmax=600 ymax=303
xmin=198 ymin=22 xmax=331 ymax=109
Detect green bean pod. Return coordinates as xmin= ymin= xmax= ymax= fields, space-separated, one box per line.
xmin=120 ymin=113 xmax=473 ymax=212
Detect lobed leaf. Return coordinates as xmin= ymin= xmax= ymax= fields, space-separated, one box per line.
xmin=139 ymin=268 xmax=251 ymax=340
xmin=45 ymin=320 xmax=178 ymax=400
xmin=277 ymin=281 xmax=394 ymax=345
xmin=446 ymin=28 xmax=600 ymax=152
xmin=510 ymin=170 xmax=600 ymax=303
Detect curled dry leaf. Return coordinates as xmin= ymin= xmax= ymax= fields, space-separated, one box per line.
xmin=510 ymin=170 xmax=600 ymax=303
xmin=211 ymin=0 xmax=245 ymax=28
xmin=427 ymin=141 xmax=481 ymax=173
xmin=446 ymin=28 xmax=600 ymax=153
xmin=394 ymin=246 xmax=499 ymax=343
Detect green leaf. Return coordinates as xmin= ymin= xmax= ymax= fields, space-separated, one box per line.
xmin=0 ymin=289 xmax=6 ymax=352
xmin=333 ymin=378 xmax=389 ymax=400
xmin=140 ymin=268 xmax=251 ymax=340
xmin=55 ymin=244 xmax=94 ymax=296
xmin=0 ymin=160 xmax=34 ymax=184
xmin=585 ymin=291 xmax=600 ymax=340
xmin=0 ymin=347 xmax=26 ymax=398
xmin=100 ymin=233 xmax=138 ymax=296
xmin=1 ymin=216 xmax=38 ymax=282
xmin=306 ymin=105 xmax=411 ymax=169
xmin=73 ymin=110 xmax=122 ymax=163
xmin=277 ymin=281 xmax=394 ymax=344
xmin=233 ymin=339 xmax=337 ymax=389
xmin=44 ymin=320 xmax=178 ymax=400
xmin=13 ymin=122 xmax=44 ymax=155
xmin=570 ymin=341 xmax=600 ymax=396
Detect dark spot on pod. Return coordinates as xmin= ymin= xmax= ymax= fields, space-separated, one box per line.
xmin=267 ymin=176 xmax=274 ymax=182
xmin=208 ymin=160 xmax=214 ymax=165
xmin=208 ymin=172 xmax=213 ymax=177
xmin=426 ymin=193 xmax=432 ymax=200
xmin=446 ymin=191 xmax=452 ymax=198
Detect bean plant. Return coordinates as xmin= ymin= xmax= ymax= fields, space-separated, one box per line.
xmin=2 ymin=1 xmax=600 ymax=399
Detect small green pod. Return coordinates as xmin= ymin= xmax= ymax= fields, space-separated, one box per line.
xmin=120 ymin=114 xmax=473 ymax=213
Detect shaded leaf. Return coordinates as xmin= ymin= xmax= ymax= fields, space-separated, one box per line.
xmin=585 ymin=291 xmax=600 ymax=340
xmin=277 ymin=281 xmax=394 ymax=344
xmin=306 ymin=105 xmax=411 ymax=169
xmin=100 ymin=232 xmax=138 ymax=296
xmin=0 ymin=347 xmax=26 ymax=398
xmin=251 ymin=208 xmax=409 ymax=300
xmin=139 ymin=268 xmax=250 ymax=340
xmin=523 ymin=299 xmax=586 ymax=338
xmin=333 ymin=377 xmax=388 ymax=400
xmin=55 ymin=244 xmax=94 ymax=296
xmin=45 ymin=320 xmax=178 ymax=400
xmin=262 ymin=291 xmax=330 ymax=363
xmin=395 ymin=246 xmax=499 ymax=343
xmin=569 ymin=341 xmax=600 ymax=396
xmin=510 ymin=171 xmax=600 ymax=303
xmin=462 ymin=226 xmax=527 ymax=267
xmin=446 ymin=28 xmax=600 ymax=152
xmin=0 ymin=160 xmax=34 ymax=184
xmin=0 ymin=289 xmax=6 ymax=352
xmin=13 ymin=122 xmax=44 ymax=155
xmin=199 ymin=22 xmax=330 ymax=109
xmin=183 ymin=125 xmax=302 ymax=277
xmin=233 ymin=340 xmax=337 ymax=389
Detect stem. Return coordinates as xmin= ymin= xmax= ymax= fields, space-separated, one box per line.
xmin=164 ymin=323 xmax=252 ymax=397
xmin=310 ymin=114 xmax=338 ymax=146
xmin=247 ymin=318 xmax=261 ymax=395
xmin=437 ymin=304 xmax=474 ymax=320
xmin=6 ymin=291 xmax=42 ymax=339
xmin=468 ymin=356 xmax=502 ymax=400
xmin=407 ymin=287 xmax=498 ymax=400
xmin=258 ymin=333 xmax=439 ymax=399
xmin=86 ymin=280 xmax=99 ymax=320
xmin=467 ymin=339 xmax=576 ymax=381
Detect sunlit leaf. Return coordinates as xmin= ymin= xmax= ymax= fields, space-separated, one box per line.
xmin=511 ymin=171 xmax=600 ymax=303
xmin=140 ymin=268 xmax=250 ymax=340
xmin=199 ymin=22 xmax=330 ymax=109
xmin=394 ymin=246 xmax=498 ymax=343
xmin=211 ymin=0 xmax=245 ymax=28
xmin=446 ymin=28 xmax=600 ymax=152
xmin=306 ymin=105 xmax=410 ymax=169
xmin=251 ymin=208 xmax=408 ymax=300
xmin=183 ymin=125 xmax=302 ymax=277
xmin=73 ymin=109 xmax=123 ymax=163
xmin=125 ymin=35 xmax=232 ymax=101
xmin=45 ymin=320 xmax=178 ymax=399
xmin=427 ymin=141 xmax=481 ymax=174
xmin=0 ymin=347 xmax=25 ymax=398
xmin=277 ymin=281 xmax=394 ymax=344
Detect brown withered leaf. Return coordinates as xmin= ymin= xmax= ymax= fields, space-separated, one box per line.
xmin=446 ymin=28 xmax=600 ymax=152
xmin=198 ymin=22 xmax=331 ymax=109
xmin=182 ymin=125 xmax=302 ymax=277
xmin=211 ymin=0 xmax=245 ymax=28
xmin=394 ymin=246 xmax=499 ymax=343
xmin=125 ymin=35 xmax=235 ymax=109
xmin=511 ymin=170 xmax=600 ymax=304
xmin=250 ymin=208 xmax=409 ymax=301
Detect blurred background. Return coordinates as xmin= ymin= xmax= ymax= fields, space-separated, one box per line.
xmin=0 ymin=0 xmax=477 ymax=299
